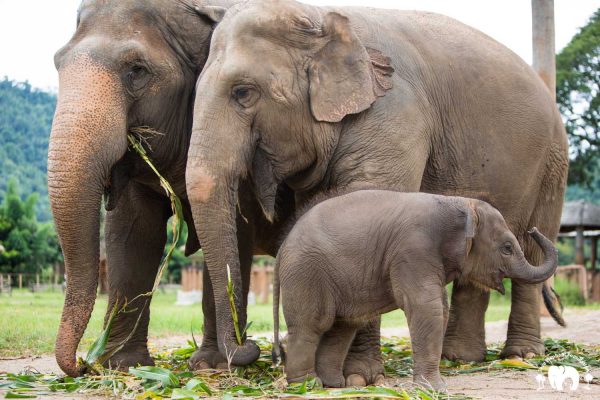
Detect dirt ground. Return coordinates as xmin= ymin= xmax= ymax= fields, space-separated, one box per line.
xmin=2 ymin=309 xmax=600 ymax=399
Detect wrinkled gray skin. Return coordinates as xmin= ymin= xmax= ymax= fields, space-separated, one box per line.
xmin=49 ymin=0 xmax=375 ymax=378
xmin=273 ymin=191 xmax=559 ymax=390
xmin=185 ymin=0 xmax=568 ymax=383
xmin=47 ymin=0 xmax=263 ymax=377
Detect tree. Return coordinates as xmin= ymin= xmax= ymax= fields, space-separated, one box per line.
xmin=0 ymin=178 xmax=62 ymax=275
xmin=556 ymin=8 xmax=600 ymax=185
xmin=0 ymin=78 xmax=56 ymax=221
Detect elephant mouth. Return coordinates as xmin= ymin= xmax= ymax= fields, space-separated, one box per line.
xmin=468 ymin=273 xmax=506 ymax=295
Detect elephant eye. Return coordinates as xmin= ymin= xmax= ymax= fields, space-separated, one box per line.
xmin=125 ymin=64 xmax=151 ymax=94
xmin=128 ymin=66 xmax=146 ymax=80
xmin=232 ymin=85 xmax=259 ymax=108
xmin=500 ymin=241 xmax=513 ymax=256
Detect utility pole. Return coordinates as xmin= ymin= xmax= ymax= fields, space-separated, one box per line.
xmin=532 ymin=0 xmax=556 ymax=100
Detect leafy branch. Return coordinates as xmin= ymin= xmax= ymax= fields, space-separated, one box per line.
xmin=78 ymin=131 xmax=184 ymax=373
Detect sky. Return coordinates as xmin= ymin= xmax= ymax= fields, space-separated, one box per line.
xmin=0 ymin=0 xmax=598 ymax=91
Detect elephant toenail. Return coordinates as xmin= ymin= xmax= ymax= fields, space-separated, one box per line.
xmin=345 ymin=374 xmax=367 ymax=387
xmin=374 ymin=374 xmax=385 ymax=385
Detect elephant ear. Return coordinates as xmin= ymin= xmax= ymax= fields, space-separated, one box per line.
xmin=251 ymin=147 xmax=278 ymax=222
xmin=191 ymin=4 xmax=226 ymax=24
xmin=308 ymin=12 xmax=394 ymax=123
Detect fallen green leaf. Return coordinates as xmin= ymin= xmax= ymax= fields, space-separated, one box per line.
xmin=4 ymin=392 xmax=36 ymax=399
xmin=130 ymin=366 xmax=180 ymax=388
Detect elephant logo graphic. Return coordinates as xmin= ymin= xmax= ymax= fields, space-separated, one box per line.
xmin=547 ymin=365 xmax=579 ymax=391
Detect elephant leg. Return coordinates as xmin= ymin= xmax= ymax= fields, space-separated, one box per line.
xmin=102 ymin=183 xmax=170 ymax=370
xmin=285 ymin=328 xmax=322 ymax=383
xmin=405 ymin=298 xmax=446 ymax=391
xmin=442 ymin=281 xmax=489 ymax=362
xmin=500 ymin=281 xmax=543 ymax=358
xmin=343 ymin=317 xmax=385 ymax=386
xmin=501 ymin=183 xmax=564 ymax=359
xmin=316 ymin=322 xmax=358 ymax=388
xmin=190 ymin=213 xmax=254 ymax=370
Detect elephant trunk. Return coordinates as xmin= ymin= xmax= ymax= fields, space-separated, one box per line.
xmin=186 ymin=94 xmax=260 ymax=365
xmin=505 ymin=228 xmax=558 ymax=284
xmin=48 ymin=57 xmax=128 ymax=376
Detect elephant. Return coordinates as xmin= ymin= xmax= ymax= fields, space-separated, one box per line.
xmin=548 ymin=365 xmax=580 ymax=391
xmin=271 ymin=190 xmax=559 ymax=390
xmin=46 ymin=0 xmax=271 ymax=377
xmin=184 ymin=0 xmax=569 ymax=383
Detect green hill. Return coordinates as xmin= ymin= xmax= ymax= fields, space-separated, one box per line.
xmin=0 ymin=78 xmax=56 ymax=221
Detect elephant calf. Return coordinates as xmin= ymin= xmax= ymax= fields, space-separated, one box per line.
xmin=272 ymin=190 xmax=558 ymax=390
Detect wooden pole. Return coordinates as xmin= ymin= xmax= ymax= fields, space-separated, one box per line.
xmin=18 ymin=274 xmax=22 ymax=289
xmin=591 ymin=237 xmax=598 ymax=270
xmin=575 ymin=227 xmax=585 ymax=265
xmin=532 ymin=0 xmax=556 ymax=100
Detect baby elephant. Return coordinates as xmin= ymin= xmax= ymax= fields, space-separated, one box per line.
xmin=272 ymin=190 xmax=558 ymax=390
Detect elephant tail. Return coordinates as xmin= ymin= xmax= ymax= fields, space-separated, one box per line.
xmin=272 ymin=251 xmax=284 ymax=365
xmin=542 ymin=282 xmax=566 ymax=327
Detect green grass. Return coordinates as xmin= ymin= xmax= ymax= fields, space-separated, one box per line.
xmin=0 ymin=288 xmax=515 ymax=357
xmin=0 ymin=289 xmax=274 ymax=356
xmin=0 ymin=278 xmax=588 ymax=357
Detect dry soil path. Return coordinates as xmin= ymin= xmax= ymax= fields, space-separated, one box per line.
xmin=2 ymin=309 xmax=600 ymax=399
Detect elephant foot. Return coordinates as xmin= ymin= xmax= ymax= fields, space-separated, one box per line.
xmin=500 ymin=338 xmax=544 ymax=359
xmin=318 ymin=372 xmax=346 ymax=388
xmin=317 ymin=365 xmax=347 ymax=388
xmin=287 ymin=371 xmax=321 ymax=387
xmin=414 ymin=374 xmax=447 ymax=392
xmin=343 ymin=353 xmax=384 ymax=386
xmin=189 ymin=347 xmax=229 ymax=370
xmin=344 ymin=373 xmax=385 ymax=387
xmin=102 ymin=345 xmax=154 ymax=371
xmin=442 ymin=335 xmax=486 ymax=362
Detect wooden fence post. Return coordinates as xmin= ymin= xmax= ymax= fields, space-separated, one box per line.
xmin=18 ymin=274 xmax=22 ymax=289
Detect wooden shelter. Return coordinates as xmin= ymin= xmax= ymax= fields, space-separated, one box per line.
xmin=558 ymin=201 xmax=600 ymax=302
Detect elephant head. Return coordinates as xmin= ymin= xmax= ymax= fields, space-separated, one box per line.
xmin=459 ymin=199 xmax=558 ymax=294
xmin=548 ymin=365 xmax=580 ymax=391
xmin=185 ymin=0 xmax=393 ymax=363
xmin=48 ymin=0 xmax=229 ymax=377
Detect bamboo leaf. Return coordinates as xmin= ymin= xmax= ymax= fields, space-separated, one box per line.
xmin=83 ymin=300 xmax=119 ymax=369
xmin=493 ymin=359 xmax=537 ymax=370
xmin=129 ymin=366 xmax=179 ymax=388
xmin=171 ymin=388 xmax=201 ymax=399
xmin=4 ymin=392 xmax=36 ymax=399
xmin=226 ymin=263 xmax=243 ymax=346
xmin=185 ymin=378 xmax=212 ymax=395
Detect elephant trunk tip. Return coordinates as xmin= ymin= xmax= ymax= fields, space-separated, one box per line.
xmin=55 ymin=346 xmax=84 ymax=377
xmin=222 ymin=339 xmax=261 ymax=366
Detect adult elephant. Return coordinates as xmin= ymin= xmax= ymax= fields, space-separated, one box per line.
xmin=46 ymin=0 xmax=267 ymax=377
xmin=185 ymin=0 xmax=569 ymax=383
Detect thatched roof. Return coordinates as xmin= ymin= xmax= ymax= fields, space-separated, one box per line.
xmin=560 ymin=201 xmax=600 ymax=232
